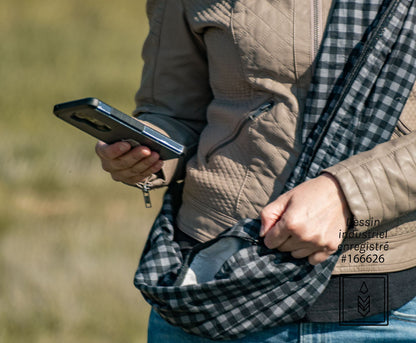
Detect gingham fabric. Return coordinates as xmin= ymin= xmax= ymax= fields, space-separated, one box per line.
xmin=134 ymin=187 xmax=340 ymax=340
xmin=285 ymin=0 xmax=416 ymax=190
xmin=134 ymin=0 xmax=416 ymax=340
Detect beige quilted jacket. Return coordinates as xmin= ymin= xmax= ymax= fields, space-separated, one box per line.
xmin=134 ymin=0 xmax=416 ymax=274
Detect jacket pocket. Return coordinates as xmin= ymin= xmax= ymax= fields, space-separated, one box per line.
xmin=205 ymin=100 xmax=274 ymax=163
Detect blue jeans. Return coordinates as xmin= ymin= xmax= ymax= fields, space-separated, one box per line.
xmin=147 ymin=296 xmax=416 ymax=342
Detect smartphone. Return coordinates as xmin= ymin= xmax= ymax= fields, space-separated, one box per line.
xmin=53 ymin=97 xmax=185 ymax=160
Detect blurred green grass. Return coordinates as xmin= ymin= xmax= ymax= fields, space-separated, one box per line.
xmin=0 ymin=0 xmax=164 ymax=342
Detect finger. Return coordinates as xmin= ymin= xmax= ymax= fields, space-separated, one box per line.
xmin=122 ymin=161 xmax=164 ymax=185
xmin=102 ymin=146 xmax=154 ymax=172
xmin=110 ymin=154 xmax=163 ymax=183
xmin=308 ymin=249 xmax=336 ymax=265
xmin=260 ymin=194 xmax=289 ymax=237
xmin=125 ymin=153 xmax=164 ymax=178
xmin=263 ymin=220 xmax=291 ymax=249
xmin=290 ymin=248 xmax=315 ymax=259
xmin=95 ymin=141 xmax=131 ymax=160
xmin=118 ymin=148 xmax=158 ymax=171
xmin=278 ymin=238 xmax=314 ymax=252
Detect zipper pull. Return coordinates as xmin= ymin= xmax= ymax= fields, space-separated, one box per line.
xmin=137 ymin=179 xmax=152 ymax=208
xmin=142 ymin=186 xmax=152 ymax=208
xmin=248 ymin=101 xmax=274 ymax=120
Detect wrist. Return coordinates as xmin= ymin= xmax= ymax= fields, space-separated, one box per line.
xmin=321 ymin=172 xmax=353 ymax=224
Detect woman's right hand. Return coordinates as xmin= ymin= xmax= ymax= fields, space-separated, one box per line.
xmin=95 ymin=141 xmax=164 ymax=185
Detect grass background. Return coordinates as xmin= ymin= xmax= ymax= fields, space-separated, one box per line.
xmin=0 ymin=0 xmax=164 ymax=341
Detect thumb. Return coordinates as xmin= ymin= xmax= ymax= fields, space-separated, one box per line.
xmin=259 ymin=194 xmax=289 ymax=237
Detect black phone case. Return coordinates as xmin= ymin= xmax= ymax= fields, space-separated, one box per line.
xmin=53 ymin=97 xmax=185 ymax=160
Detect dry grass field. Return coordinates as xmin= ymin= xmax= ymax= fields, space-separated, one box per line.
xmin=0 ymin=0 xmax=164 ymax=341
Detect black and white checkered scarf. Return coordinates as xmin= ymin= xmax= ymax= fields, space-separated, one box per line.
xmin=285 ymin=0 xmax=416 ymax=189
xmin=134 ymin=0 xmax=416 ymax=340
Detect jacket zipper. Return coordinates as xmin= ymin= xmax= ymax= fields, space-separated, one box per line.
xmin=312 ymin=0 xmax=321 ymax=59
xmin=205 ymin=100 xmax=274 ymax=163
xmin=136 ymin=177 xmax=152 ymax=208
xmin=394 ymin=119 xmax=412 ymax=137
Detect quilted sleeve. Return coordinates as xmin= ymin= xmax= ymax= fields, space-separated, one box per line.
xmin=133 ymin=0 xmax=212 ymax=187
xmin=323 ymin=131 xmax=416 ymax=232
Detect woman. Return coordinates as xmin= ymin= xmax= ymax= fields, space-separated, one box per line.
xmin=96 ymin=0 xmax=416 ymax=341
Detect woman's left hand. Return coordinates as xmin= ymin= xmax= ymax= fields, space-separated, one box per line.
xmin=260 ymin=173 xmax=352 ymax=265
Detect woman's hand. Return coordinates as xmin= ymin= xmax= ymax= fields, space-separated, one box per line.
xmin=95 ymin=141 xmax=163 ymax=185
xmin=260 ymin=173 xmax=351 ymax=265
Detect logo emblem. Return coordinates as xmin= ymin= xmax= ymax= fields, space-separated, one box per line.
xmin=357 ymin=282 xmax=370 ymax=317
xmin=339 ymin=275 xmax=388 ymax=326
